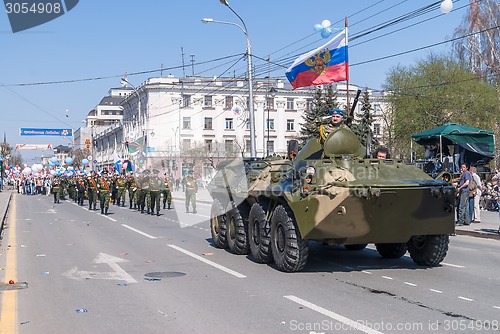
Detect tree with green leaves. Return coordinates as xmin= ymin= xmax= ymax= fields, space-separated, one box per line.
xmin=383 ymin=54 xmax=499 ymax=161
xmin=351 ymin=88 xmax=378 ymax=154
xmin=299 ymin=85 xmax=339 ymax=144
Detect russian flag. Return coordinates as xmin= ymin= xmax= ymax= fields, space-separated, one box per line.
xmin=285 ymin=28 xmax=348 ymax=89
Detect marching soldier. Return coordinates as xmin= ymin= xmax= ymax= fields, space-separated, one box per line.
xmin=87 ymin=171 xmax=99 ymax=210
xmin=98 ymin=170 xmax=112 ymax=215
xmin=115 ymin=173 xmax=127 ymax=207
xmin=138 ymin=169 xmax=151 ymax=214
xmin=185 ymin=170 xmax=198 ymax=214
xmin=52 ymin=175 xmax=61 ymax=204
xmin=149 ymin=169 xmax=164 ymax=216
xmin=75 ymin=174 xmax=86 ymax=206
xmin=126 ymin=172 xmax=136 ymax=209
xmin=162 ymin=174 xmax=172 ymax=210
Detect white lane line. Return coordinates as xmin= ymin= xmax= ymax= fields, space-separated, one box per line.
xmin=458 ymin=296 xmax=474 ymax=302
xmin=404 ymin=282 xmax=417 ymax=287
xmin=430 ymin=289 xmax=443 ymax=293
xmin=284 ymin=295 xmax=385 ymax=334
xmin=121 ymin=224 xmax=157 ymax=239
xmin=361 ymin=270 xmax=372 ymax=275
xmin=441 ymin=262 xmax=465 ymax=268
xmin=168 ymin=244 xmax=246 ymax=278
xmin=493 ymin=306 xmax=500 ymax=310
xmin=381 ymin=276 xmax=393 ymax=280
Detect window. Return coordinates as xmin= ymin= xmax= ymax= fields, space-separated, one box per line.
xmin=183 ymin=117 xmax=191 ymax=129
xmin=225 ymin=96 xmax=233 ymax=110
xmin=225 ymin=118 xmax=234 ymax=130
xmin=245 ymin=140 xmax=251 ymax=152
xmin=266 ymin=118 xmax=275 ymax=130
xmin=182 ymin=94 xmax=191 ymax=108
xmin=204 ymin=117 xmax=213 ymax=130
xmin=287 ymin=119 xmax=294 ymax=131
xmin=306 ymin=98 xmax=313 ymax=111
xmin=286 ymin=98 xmax=294 ymax=110
xmin=373 ymin=123 xmax=381 ymax=136
xmin=225 ymin=139 xmax=234 ymax=152
xmin=182 ymin=139 xmax=191 ymax=150
xmin=205 ymin=139 xmax=212 ymax=152
xmin=204 ymin=95 xmax=213 ymax=108
xmin=266 ymin=97 xmax=275 ymax=110
xmin=246 ymin=120 xmax=250 ymax=130
xmin=267 ymin=141 xmax=274 ymax=154
xmin=374 ymin=104 xmax=382 ymax=115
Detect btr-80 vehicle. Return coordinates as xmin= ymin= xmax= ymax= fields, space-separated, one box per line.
xmin=208 ymin=127 xmax=455 ymax=272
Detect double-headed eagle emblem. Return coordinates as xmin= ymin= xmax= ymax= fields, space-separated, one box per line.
xmin=305 ymin=48 xmax=331 ymax=75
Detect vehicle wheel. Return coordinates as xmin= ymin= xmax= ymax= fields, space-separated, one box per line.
xmin=407 ymin=234 xmax=449 ymax=266
xmin=210 ymin=199 xmax=227 ymax=248
xmin=375 ymin=243 xmax=408 ymax=258
xmin=225 ymin=202 xmax=249 ymax=255
xmin=248 ymin=203 xmax=273 ymax=263
xmin=270 ymin=204 xmax=308 ymax=272
xmin=344 ymin=244 xmax=368 ymax=251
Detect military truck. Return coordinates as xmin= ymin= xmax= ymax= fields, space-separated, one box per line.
xmin=209 ymin=127 xmax=455 ymax=272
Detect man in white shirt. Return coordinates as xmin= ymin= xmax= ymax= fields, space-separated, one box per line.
xmin=470 ymin=166 xmax=481 ymax=223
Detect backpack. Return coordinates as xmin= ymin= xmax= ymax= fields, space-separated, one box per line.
xmin=469 ymin=177 xmax=477 ymax=191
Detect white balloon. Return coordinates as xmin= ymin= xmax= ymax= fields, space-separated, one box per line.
xmin=32 ymin=165 xmax=39 ymax=173
xmin=440 ymin=0 xmax=453 ymax=14
xmin=321 ymin=19 xmax=331 ymax=28
xmin=50 ymin=170 xmax=56 ymax=175
xmin=23 ymin=167 xmax=32 ymax=175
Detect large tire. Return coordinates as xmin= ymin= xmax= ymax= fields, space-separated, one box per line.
xmin=270 ymin=204 xmax=308 ymax=272
xmin=344 ymin=244 xmax=368 ymax=251
xmin=375 ymin=243 xmax=408 ymax=258
xmin=225 ymin=202 xmax=249 ymax=255
xmin=407 ymin=234 xmax=449 ymax=266
xmin=248 ymin=203 xmax=273 ymax=263
xmin=210 ymin=199 xmax=227 ymax=248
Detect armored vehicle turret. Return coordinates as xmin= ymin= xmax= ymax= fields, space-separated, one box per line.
xmin=209 ymin=127 xmax=455 ymax=272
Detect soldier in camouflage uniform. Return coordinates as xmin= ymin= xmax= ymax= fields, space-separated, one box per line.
xmin=52 ymin=176 xmax=61 ymax=204
xmin=115 ymin=173 xmax=127 ymax=207
xmin=98 ymin=170 xmax=112 ymax=215
xmin=162 ymin=175 xmax=173 ymax=210
xmin=127 ymin=172 xmax=138 ymax=209
xmin=138 ymin=170 xmax=151 ymax=214
xmin=149 ymin=169 xmax=164 ymax=216
xmin=68 ymin=175 xmax=77 ymax=202
xmin=87 ymin=171 xmax=99 ymax=210
xmin=185 ymin=170 xmax=198 ymax=214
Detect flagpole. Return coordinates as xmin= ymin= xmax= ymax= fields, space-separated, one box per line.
xmin=345 ymin=17 xmax=350 ymax=115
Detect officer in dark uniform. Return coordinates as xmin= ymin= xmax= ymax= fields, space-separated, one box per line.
xmin=52 ymin=175 xmax=61 ymax=203
xmin=75 ymin=174 xmax=86 ymax=206
xmin=162 ymin=174 xmax=172 ymax=210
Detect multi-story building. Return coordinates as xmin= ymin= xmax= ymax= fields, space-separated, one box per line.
xmin=78 ymin=75 xmax=388 ymax=181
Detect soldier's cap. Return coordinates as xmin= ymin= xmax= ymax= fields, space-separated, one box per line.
xmin=329 ymin=108 xmax=345 ymax=116
xmin=188 ymin=170 xmax=194 ymax=174
xmin=143 ymin=169 xmax=151 ymax=174
xmin=153 ymin=169 xmax=160 ymax=173
xmin=102 ymin=169 xmax=108 ymax=174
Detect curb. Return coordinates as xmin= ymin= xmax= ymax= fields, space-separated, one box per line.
xmin=0 ymin=192 xmax=12 ymax=240
xmin=455 ymin=229 xmax=500 ymax=241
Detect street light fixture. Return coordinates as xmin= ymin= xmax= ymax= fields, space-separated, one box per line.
xmin=267 ymin=87 xmax=277 ymax=157
xmin=202 ymin=0 xmax=256 ymax=157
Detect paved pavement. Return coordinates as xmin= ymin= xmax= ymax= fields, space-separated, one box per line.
xmin=2 ymin=188 xmax=499 ymax=240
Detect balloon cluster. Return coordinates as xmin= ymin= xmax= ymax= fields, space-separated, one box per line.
xmin=314 ymin=19 xmax=333 ymax=39
xmin=440 ymin=0 xmax=453 ymax=14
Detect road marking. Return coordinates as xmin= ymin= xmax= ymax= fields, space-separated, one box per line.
xmin=168 ymin=244 xmax=246 ymax=278
xmin=121 ymin=224 xmax=157 ymax=239
xmin=458 ymin=296 xmax=474 ymax=302
xmin=441 ymin=262 xmax=465 ymax=268
xmin=404 ymin=282 xmax=417 ymax=287
xmin=62 ymin=253 xmax=137 ymax=283
xmin=0 ymin=195 xmax=17 ymax=334
xmin=493 ymin=306 xmax=500 ymax=310
xmin=430 ymin=289 xmax=443 ymax=293
xmin=361 ymin=270 xmax=372 ymax=274
xmin=381 ymin=276 xmax=393 ymax=280
xmin=284 ymin=295 xmax=384 ymax=334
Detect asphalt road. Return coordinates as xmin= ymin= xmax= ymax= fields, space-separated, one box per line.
xmin=1 ymin=193 xmax=499 ymax=334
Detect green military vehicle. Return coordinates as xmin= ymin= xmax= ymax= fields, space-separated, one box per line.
xmin=209 ymin=127 xmax=455 ymax=272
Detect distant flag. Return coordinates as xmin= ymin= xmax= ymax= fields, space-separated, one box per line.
xmin=126 ymin=136 xmax=145 ymax=155
xmin=113 ymin=150 xmax=122 ymax=172
xmin=285 ymin=28 xmax=348 ymax=89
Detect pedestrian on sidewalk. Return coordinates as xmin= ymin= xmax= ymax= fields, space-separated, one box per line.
xmin=454 ymin=163 xmax=471 ymax=226
xmin=470 ymin=166 xmax=481 ymax=223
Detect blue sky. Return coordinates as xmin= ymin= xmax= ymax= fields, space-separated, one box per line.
xmin=0 ymin=0 xmax=467 ymax=163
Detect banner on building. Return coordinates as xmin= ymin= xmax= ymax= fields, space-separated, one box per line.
xmin=15 ymin=144 xmax=53 ymax=150
xmin=19 ymin=128 xmax=73 ymax=137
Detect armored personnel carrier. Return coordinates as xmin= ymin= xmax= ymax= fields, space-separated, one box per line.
xmin=209 ymin=127 xmax=455 ymax=272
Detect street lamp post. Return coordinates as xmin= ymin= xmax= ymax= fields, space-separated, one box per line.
xmin=203 ymin=0 xmax=256 ymax=157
